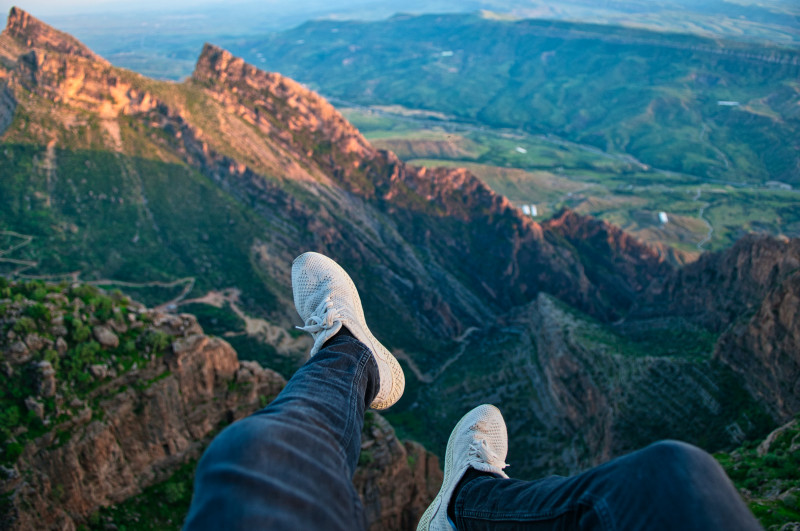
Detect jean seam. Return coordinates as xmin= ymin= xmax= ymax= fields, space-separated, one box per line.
xmin=588 ymin=495 xmax=615 ymax=530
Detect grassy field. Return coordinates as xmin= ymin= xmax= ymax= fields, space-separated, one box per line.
xmin=342 ymin=106 xmax=800 ymax=256
xmin=231 ymin=13 xmax=800 ymax=191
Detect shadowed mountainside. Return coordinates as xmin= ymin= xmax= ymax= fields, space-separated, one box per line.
xmin=1 ymin=7 xmax=800 ymax=529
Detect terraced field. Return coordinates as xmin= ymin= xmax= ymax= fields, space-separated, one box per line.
xmin=342 ymin=105 xmax=800 ymax=257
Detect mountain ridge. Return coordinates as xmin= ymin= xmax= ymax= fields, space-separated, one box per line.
xmin=2 ymin=8 xmax=800 ymax=529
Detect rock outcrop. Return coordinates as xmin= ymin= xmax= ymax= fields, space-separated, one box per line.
xmin=628 ymin=234 xmax=800 ymax=420
xmin=544 ymin=209 xmax=675 ymax=314
xmin=0 ymin=281 xmax=442 ymax=530
xmin=354 ymin=413 xmax=442 ymax=531
xmin=1 ymin=303 xmax=286 ymax=529
xmin=3 ymin=7 xmax=105 ymax=63
xmin=632 ymin=234 xmax=800 ymax=332
xmin=716 ymin=270 xmax=800 ymax=419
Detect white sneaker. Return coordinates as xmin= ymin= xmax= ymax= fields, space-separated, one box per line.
xmin=417 ymin=404 xmax=510 ymax=531
xmin=291 ymin=251 xmax=405 ymax=410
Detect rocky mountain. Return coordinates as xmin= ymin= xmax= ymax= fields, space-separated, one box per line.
xmin=1 ymin=7 xmax=800 ymax=529
xmin=630 ymin=234 xmax=800 ymax=420
xmin=0 ymin=7 xmax=671 ymax=372
xmin=226 ymin=11 xmax=800 ymax=187
xmin=0 ymin=279 xmax=441 ymax=530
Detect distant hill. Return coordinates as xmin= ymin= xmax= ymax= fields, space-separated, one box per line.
xmin=228 ymin=12 xmax=800 ymax=187
xmin=2 ymin=8 xmax=800 ymax=529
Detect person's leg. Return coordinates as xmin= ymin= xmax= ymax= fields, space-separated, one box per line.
xmin=184 ymin=252 xmax=405 ymax=530
xmin=183 ymin=330 xmax=378 ymax=530
xmin=452 ymin=439 xmax=763 ymax=530
xmin=419 ymin=405 xmax=762 ymax=531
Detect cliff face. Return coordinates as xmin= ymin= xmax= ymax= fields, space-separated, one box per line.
xmin=188 ymin=43 xmax=673 ymax=326
xmin=716 ymin=271 xmax=800 ymax=419
xmin=626 ymin=234 xmax=800 ymax=420
xmin=0 ymin=281 xmax=287 ymax=529
xmin=355 ymin=413 xmax=442 ymax=531
xmin=632 ymin=235 xmax=800 ymax=332
xmin=0 ymin=280 xmax=441 ymax=530
xmin=544 ymin=209 xmax=675 ymax=315
xmin=396 ymin=292 xmax=771 ymax=480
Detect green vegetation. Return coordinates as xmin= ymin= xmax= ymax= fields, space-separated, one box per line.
xmin=716 ymin=420 xmax=800 ymax=529
xmin=0 ymin=280 xmax=165 ymax=467
xmin=340 ymin=106 xmax=800 ymax=253
xmin=387 ymin=294 xmax=774 ymax=480
xmin=0 ymin=142 xmax=279 ymax=315
xmin=225 ymin=334 xmax=303 ymax=380
xmin=180 ymin=303 xmax=246 ymax=337
xmin=232 ymin=13 xmax=800 ymax=187
xmin=87 ymin=459 xmax=197 ymax=531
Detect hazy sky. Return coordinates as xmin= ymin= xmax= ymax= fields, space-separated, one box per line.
xmin=1 ymin=1 xmax=243 ymax=16
xmin=0 ymin=0 xmax=395 ymax=18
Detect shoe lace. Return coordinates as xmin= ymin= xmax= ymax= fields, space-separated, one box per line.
xmin=297 ymin=297 xmax=341 ymax=336
xmin=467 ymin=434 xmax=509 ymax=471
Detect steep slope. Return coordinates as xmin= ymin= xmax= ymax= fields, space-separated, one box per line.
xmin=625 ymin=235 xmax=800 ymax=421
xmin=388 ymin=292 xmax=772 ymax=479
xmin=0 ymin=9 xmax=673 ymax=376
xmin=0 ymin=279 xmax=442 ymax=530
xmin=229 ymin=12 xmax=800 ymax=186
xmin=0 ymin=280 xmax=285 ymax=528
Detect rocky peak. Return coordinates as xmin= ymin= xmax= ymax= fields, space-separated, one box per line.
xmin=3 ymin=7 xmax=106 ymax=63
xmin=192 ymin=43 xmax=375 ymax=177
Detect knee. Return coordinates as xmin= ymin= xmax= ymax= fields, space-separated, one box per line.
xmin=629 ymin=440 xmax=722 ymax=483
xmin=641 ymin=440 xmax=713 ymax=466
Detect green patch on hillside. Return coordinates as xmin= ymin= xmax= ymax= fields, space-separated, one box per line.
xmin=0 ymin=144 xmax=280 ymax=316
xmin=716 ymin=419 xmax=800 ymax=530
xmin=86 ymin=458 xmax=196 ymax=530
xmin=0 ymin=280 xmax=165 ymax=467
xmin=180 ymin=303 xmax=246 ymax=337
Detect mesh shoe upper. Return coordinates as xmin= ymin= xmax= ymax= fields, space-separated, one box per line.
xmin=291 ymin=251 xmax=405 ymax=410
xmin=417 ymin=404 xmax=509 ymax=531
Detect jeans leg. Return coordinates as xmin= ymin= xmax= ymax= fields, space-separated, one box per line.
xmin=453 ymin=440 xmax=763 ymax=531
xmin=183 ymin=333 xmax=379 ymax=531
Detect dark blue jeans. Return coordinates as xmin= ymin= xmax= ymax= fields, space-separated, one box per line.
xmin=184 ymin=334 xmax=762 ymax=530
xmin=184 ymin=332 xmax=378 ymax=530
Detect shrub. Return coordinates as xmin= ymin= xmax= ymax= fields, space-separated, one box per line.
xmin=31 ymin=287 xmax=48 ymax=302
xmin=4 ymin=441 xmax=24 ymax=464
xmin=72 ymin=323 xmax=91 ymax=343
xmin=43 ymin=349 xmax=59 ymax=370
xmin=23 ymin=302 xmax=51 ymax=322
xmin=0 ymin=406 xmax=21 ymax=433
xmin=163 ymin=482 xmax=188 ymax=504
xmin=13 ymin=317 xmax=36 ymax=335
xmin=144 ymin=331 xmax=171 ymax=354
xmin=93 ymin=295 xmax=114 ymax=322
